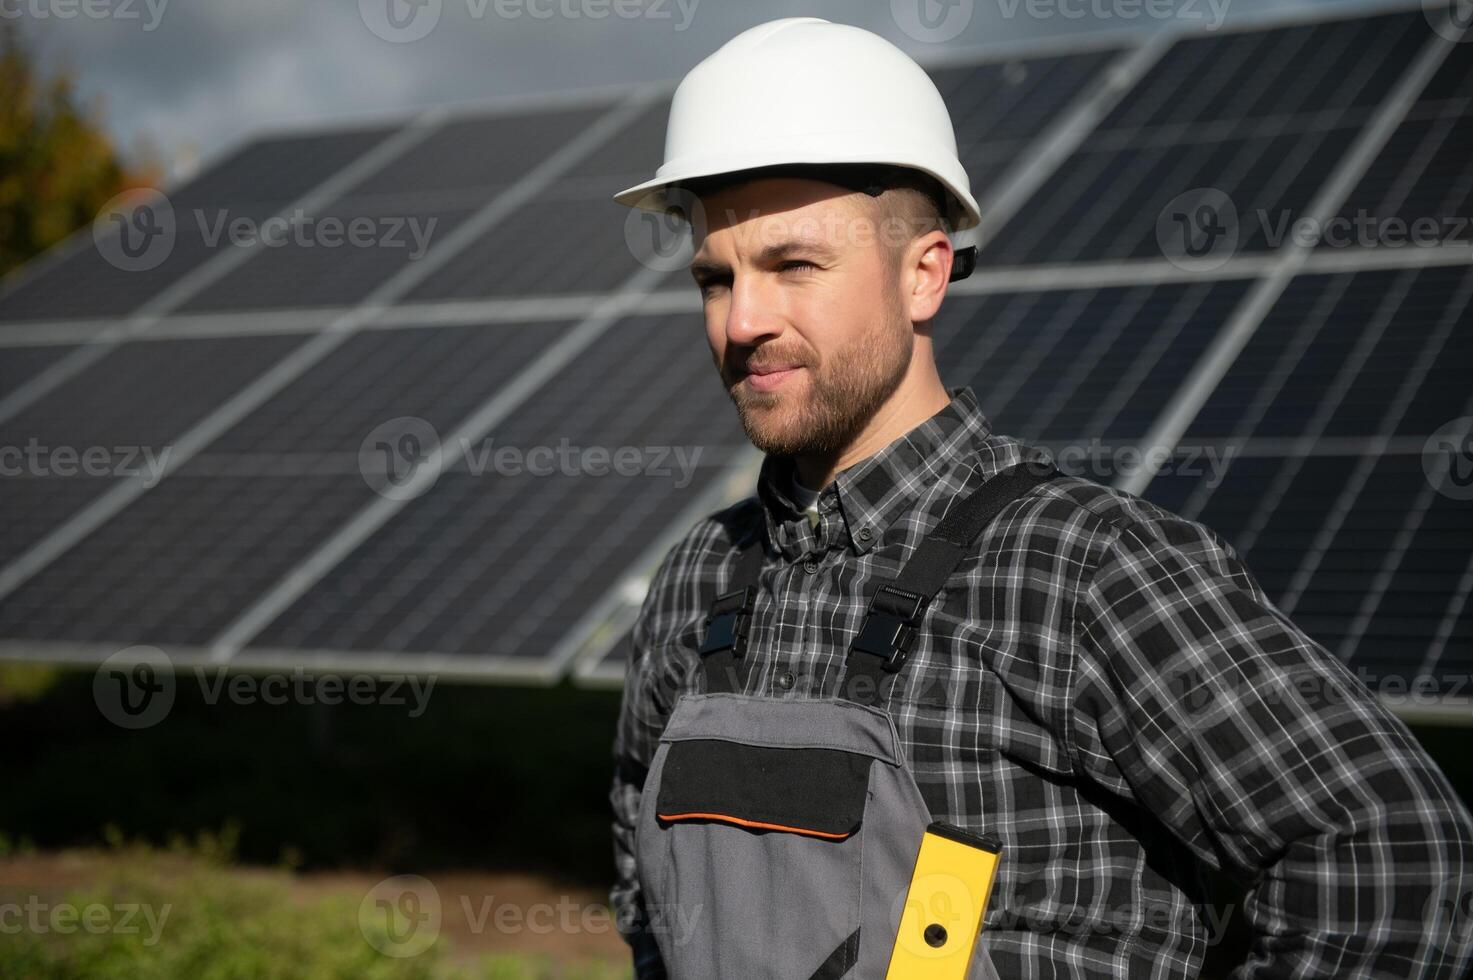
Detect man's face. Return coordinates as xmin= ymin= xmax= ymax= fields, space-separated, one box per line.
xmin=688 ymin=177 xmax=915 ymax=458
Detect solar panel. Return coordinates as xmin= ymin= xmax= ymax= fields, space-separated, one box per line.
xmin=403 ymin=193 xmax=688 ymax=302
xmin=0 ymin=343 xmax=78 ymax=392
xmin=1322 ymin=37 xmax=1473 ymax=247
xmin=980 ymin=9 xmax=1434 ymax=265
xmin=1143 ymin=264 xmax=1473 ymax=693
xmin=0 ymin=6 xmax=1467 ymax=714
xmin=934 ymin=279 xmax=1254 ymax=444
xmin=176 ymin=206 xmax=475 ymax=312
xmin=339 ymin=106 xmax=611 ymax=204
xmin=0 ymin=333 xmax=307 ymax=556
xmin=0 ymin=321 xmax=573 ymax=648
xmin=930 ymin=47 xmax=1124 ymax=198
xmin=248 ymin=312 xmax=746 ymax=670
xmin=0 ymin=127 xmax=400 ymax=322
xmin=1 ymin=477 xmax=123 ymax=561
xmin=0 ymin=334 xmax=306 ymax=451
xmin=205 ymin=322 xmax=579 ymax=454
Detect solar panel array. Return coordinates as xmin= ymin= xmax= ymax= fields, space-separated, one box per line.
xmin=0 ymin=3 xmax=1468 ymax=713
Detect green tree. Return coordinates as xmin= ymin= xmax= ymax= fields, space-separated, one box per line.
xmin=0 ymin=24 xmax=154 ymax=278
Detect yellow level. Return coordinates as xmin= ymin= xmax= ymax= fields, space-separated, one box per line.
xmin=884 ymin=821 xmax=1001 ymax=980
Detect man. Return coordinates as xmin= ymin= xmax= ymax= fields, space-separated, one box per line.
xmin=608 ymin=16 xmax=1473 ymax=980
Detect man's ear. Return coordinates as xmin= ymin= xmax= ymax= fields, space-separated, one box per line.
xmin=903 ymin=230 xmax=953 ymax=324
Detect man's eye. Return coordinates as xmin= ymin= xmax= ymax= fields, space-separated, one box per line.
xmin=780 ymin=260 xmax=817 ymax=274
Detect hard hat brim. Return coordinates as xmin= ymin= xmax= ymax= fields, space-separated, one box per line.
xmin=613 ymin=152 xmax=982 ymax=234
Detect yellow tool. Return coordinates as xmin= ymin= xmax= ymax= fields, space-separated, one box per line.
xmin=884 ymin=821 xmax=1002 ymax=979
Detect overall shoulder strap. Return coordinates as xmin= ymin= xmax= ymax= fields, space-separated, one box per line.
xmin=838 ymin=458 xmax=1062 ymax=707
xmin=697 ymin=520 xmax=766 ymax=694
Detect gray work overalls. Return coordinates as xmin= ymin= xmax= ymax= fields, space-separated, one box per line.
xmin=636 ymin=458 xmax=1062 ymax=979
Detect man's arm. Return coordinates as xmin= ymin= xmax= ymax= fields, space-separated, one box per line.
xmin=610 ymin=701 xmax=668 ymax=978
xmin=609 ymin=542 xmax=701 ymax=980
xmin=1069 ymin=514 xmax=1473 ymax=978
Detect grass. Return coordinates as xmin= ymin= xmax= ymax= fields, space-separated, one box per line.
xmin=0 ymin=830 xmax=630 ymax=980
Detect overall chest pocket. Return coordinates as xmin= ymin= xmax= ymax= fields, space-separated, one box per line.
xmin=640 ymin=734 xmax=873 ymax=979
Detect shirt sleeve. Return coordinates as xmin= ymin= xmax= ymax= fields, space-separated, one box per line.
xmin=609 ymin=547 xmax=694 ymax=980
xmin=1069 ymin=515 xmax=1473 ymax=979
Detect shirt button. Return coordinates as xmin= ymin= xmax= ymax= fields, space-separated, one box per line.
xmin=777 ymin=670 xmax=795 ymax=690
xmin=803 ymin=559 xmax=819 ymax=574
xmin=857 ymin=527 xmax=873 ymax=542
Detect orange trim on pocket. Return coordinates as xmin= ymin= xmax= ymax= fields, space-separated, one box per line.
xmin=656 ymin=811 xmax=853 ymax=839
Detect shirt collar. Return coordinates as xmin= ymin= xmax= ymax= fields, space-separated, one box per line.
xmin=755 ymin=385 xmax=997 ymax=561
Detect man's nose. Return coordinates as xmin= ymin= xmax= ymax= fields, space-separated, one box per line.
xmin=724 ymin=275 xmax=785 ymax=346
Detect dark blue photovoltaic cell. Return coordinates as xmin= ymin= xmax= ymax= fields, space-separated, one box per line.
xmin=206 ymin=321 xmax=577 ymax=456
xmin=1098 ymin=10 xmax=1427 ymax=132
xmin=555 ymin=100 xmax=671 ymax=195
xmin=340 ymin=104 xmax=611 ymax=205
xmin=981 ymin=9 xmax=1433 ymax=265
xmin=0 ymin=209 xmax=275 ymax=323
xmin=0 ymin=333 xmax=307 ymax=580
xmin=1186 ymin=265 xmax=1473 ymax=441
xmin=0 ymin=476 xmax=121 ymax=562
xmin=933 ymin=279 xmax=1252 ymax=444
xmin=983 ymin=126 xmax=1360 ymax=263
xmin=177 ymin=207 xmax=474 ymax=312
xmin=0 ymin=334 xmax=307 ymax=454
xmin=169 ymin=126 xmax=401 ymax=211
xmin=0 ymin=344 xmax=78 ymax=395
xmin=403 ymin=193 xmax=688 ymax=302
xmin=1345 ymin=470 xmax=1473 ymax=688
xmin=1326 ymin=37 xmax=1473 ymax=244
xmin=930 ymin=48 xmax=1121 ymax=197
xmin=0 ymin=126 xmax=399 ymax=322
xmin=252 ymin=312 xmax=746 ymax=658
xmin=0 ymin=474 xmax=379 ymax=646
xmin=0 ymin=320 xmax=576 ymax=647
xmin=1143 ymin=449 xmax=1473 ymax=694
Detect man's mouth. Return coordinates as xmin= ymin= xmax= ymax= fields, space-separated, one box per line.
xmin=744 ymin=364 xmax=803 ymax=392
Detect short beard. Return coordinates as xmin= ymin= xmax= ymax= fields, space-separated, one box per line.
xmin=728 ymin=314 xmax=912 ymax=458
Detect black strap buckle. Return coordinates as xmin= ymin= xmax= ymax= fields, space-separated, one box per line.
xmin=948 ymin=245 xmax=977 ymax=283
xmin=850 ymin=585 xmax=928 ymax=672
xmin=699 ymin=586 xmax=757 ymax=656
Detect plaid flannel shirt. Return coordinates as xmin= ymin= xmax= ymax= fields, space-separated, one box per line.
xmin=609 ymin=384 xmax=1473 ymax=979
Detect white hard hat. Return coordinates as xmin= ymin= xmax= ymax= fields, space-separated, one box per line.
xmin=613 ymin=17 xmax=981 ymax=277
